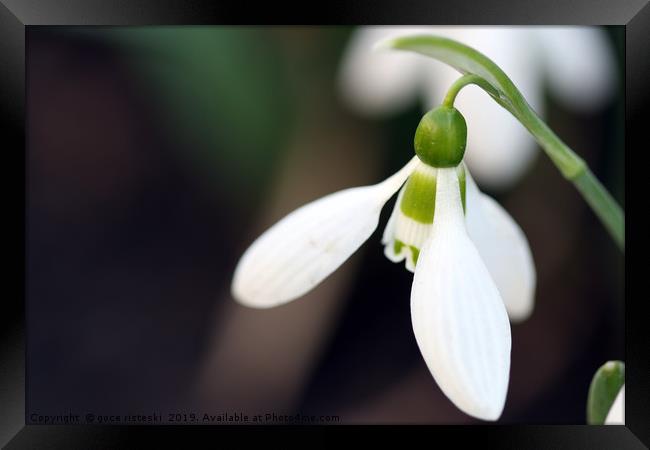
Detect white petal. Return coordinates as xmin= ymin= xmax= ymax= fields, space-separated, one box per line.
xmin=232 ymin=157 xmax=419 ymax=308
xmin=338 ymin=26 xmax=435 ymax=115
xmin=533 ymin=27 xmax=616 ymax=111
xmin=605 ymin=385 xmax=625 ymax=425
xmin=464 ymin=170 xmax=536 ymax=322
xmin=411 ymin=167 xmax=511 ymax=420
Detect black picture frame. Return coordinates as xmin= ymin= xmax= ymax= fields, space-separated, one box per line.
xmin=2 ymin=0 xmax=648 ymax=447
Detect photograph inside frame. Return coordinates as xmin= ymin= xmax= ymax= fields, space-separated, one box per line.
xmin=25 ymin=25 xmax=624 ymax=426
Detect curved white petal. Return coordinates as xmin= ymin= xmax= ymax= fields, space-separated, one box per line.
xmin=605 ymin=385 xmax=625 ymax=425
xmin=338 ymin=26 xmax=435 ymax=115
xmin=533 ymin=27 xmax=616 ymax=111
xmin=232 ymin=157 xmax=419 ymax=308
xmin=411 ymin=167 xmax=511 ymax=421
xmin=464 ymin=170 xmax=536 ymax=322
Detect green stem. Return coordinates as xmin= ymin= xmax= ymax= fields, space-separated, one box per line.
xmin=574 ymin=169 xmax=625 ymax=250
xmin=444 ymin=79 xmax=625 ymax=251
xmin=442 ymin=74 xmax=499 ymax=108
xmin=521 ymin=107 xmax=625 ymax=251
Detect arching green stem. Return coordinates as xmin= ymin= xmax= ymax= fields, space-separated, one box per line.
xmin=386 ymin=35 xmax=625 ymax=251
xmin=442 ymin=74 xmax=499 ymax=109
xmin=443 ymin=73 xmax=624 ymax=250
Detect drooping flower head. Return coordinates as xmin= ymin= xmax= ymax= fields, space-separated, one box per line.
xmin=232 ymin=103 xmax=535 ymax=421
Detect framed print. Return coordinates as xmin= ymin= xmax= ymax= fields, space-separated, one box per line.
xmin=1 ymin=0 xmax=648 ymax=447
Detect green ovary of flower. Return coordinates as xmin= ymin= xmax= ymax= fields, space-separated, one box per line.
xmin=414 ymin=106 xmax=467 ymax=168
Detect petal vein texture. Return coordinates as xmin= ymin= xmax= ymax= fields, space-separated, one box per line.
xmin=411 ymin=167 xmax=511 ymax=420
xmin=232 ymin=157 xmax=419 ymax=308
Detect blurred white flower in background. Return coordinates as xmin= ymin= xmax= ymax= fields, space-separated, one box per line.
xmin=338 ymin=26 xmax=617 ymax=190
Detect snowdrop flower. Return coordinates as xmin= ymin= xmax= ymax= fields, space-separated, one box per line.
xmin=232 ymin=104 xmax=536 ymax=420
xmin=604 ymin=384 xmax=624 ymax=425
xmin=339 ymin=26 xmax=616 ymax=189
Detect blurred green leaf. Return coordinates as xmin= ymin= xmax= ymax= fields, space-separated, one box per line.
xmin=98 ymin=27 xmax=294 ymax=194
xmin=586 ymin=360 xmax=625 ymax=424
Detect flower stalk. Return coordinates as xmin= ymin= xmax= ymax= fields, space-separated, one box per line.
xmin=387 ymin=34 xmax=625 ymax=251
xmin=442 ymin=74 xmax=499 ymax=109
xmin=520 ymin=106 xmax=625 ymax=250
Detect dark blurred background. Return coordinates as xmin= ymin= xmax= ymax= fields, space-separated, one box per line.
xmin=26 ymin=26 xmax=624 ymax=424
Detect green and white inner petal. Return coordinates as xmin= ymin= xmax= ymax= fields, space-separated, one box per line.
xmin=382 ymin=162 xmax=465 ymax=272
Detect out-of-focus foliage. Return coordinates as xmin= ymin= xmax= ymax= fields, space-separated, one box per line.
xmin=91 ymin=27 xmax=295 ymax=196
